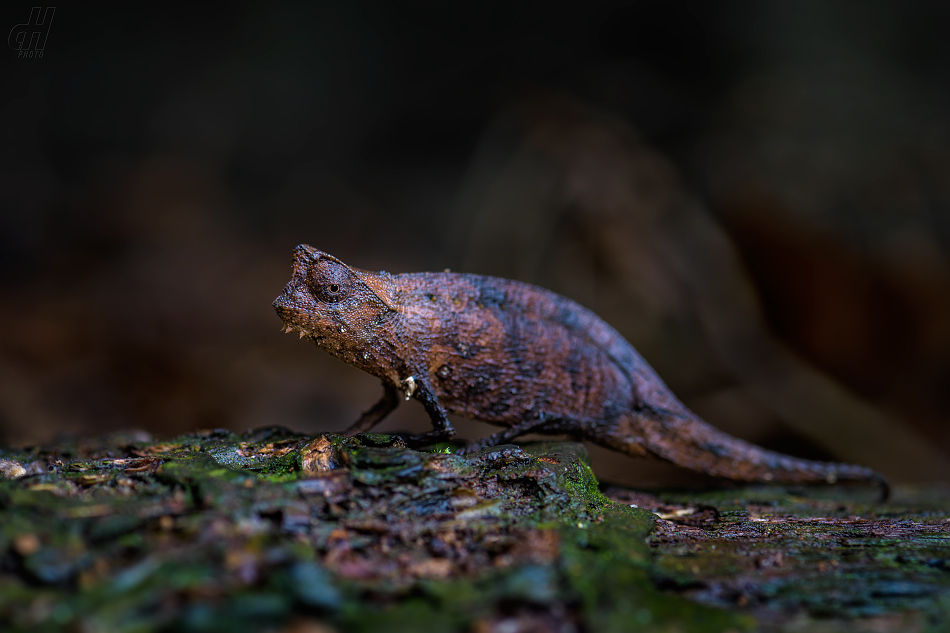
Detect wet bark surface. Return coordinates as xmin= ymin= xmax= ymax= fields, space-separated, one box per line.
xmin=609 ymin=486 xmax=950 ymax=632
xmin=0 ymin=429 xmax=947 ymax=632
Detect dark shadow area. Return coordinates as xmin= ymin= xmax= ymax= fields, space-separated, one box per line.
xmin=2 ymin=1 xmax=949 ymax=484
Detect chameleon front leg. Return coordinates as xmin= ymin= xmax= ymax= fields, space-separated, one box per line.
xmin=401 ymin=376 xmax=457 ymax=448
xmin=342 ymin=382 xmax=400 ymax=436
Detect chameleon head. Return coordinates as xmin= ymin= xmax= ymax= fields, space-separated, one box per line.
xmin=273 ymin=244 xmax=397 ymax=363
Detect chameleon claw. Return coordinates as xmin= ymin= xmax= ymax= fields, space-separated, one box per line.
xmin=400 ymin=376 xmax=417 ymax=401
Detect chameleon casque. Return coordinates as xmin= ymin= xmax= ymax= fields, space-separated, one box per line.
xmin=274 ymin=244 xmax=886 ymax=493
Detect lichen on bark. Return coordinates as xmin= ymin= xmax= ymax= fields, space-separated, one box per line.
xmin=0 ymin=428 xmax=739 ymax=632
xmin=1 ymin=428 xmax=947 ymax=632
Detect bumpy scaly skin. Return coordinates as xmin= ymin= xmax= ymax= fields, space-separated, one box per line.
xmin=274 ymin=244 xmax=887 ymax=493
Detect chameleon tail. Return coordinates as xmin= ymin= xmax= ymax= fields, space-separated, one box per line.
xmin=595 ymin=406 xmax=890 ymax=499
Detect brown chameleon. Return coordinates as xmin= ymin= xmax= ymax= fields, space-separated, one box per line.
xmin=274 ymin=244 xmax=887 ymax=494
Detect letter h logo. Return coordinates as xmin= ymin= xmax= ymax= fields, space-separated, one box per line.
xmin=9 ymin=7 xmax=56 ymax=53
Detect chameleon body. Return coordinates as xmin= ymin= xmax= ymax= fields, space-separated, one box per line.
xmin=274 ymin=244 xmax=885 ymax=491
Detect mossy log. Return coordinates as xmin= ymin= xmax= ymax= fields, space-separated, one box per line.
xmin=1 ymin=429 xmax=948 ymax=632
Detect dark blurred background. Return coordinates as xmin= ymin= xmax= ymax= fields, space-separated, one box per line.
xmin=3 ymin=1 xmax=949 ymax=486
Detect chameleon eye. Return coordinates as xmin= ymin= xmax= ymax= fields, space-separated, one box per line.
xmin=317 ymin=280 xmax=349 ymax=303
xmin=309 ymin=259 xmax=352 ymax=303
xmin=320 ymin=282 xmax=346 ymax=302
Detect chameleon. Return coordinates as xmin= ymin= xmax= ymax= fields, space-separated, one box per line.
xmin=274 ymin=244 xmax=887 ymax=494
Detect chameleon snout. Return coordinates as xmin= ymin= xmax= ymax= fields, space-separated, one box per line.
xmin=273 ymin=290 xmax=305 ymax=325
xmin=272 ymin=293 xmax=294 ymax=316
xmin=273 ymin=296 xmax=312 ymax=339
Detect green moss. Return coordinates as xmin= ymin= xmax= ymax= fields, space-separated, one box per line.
xmin=253 ymin=449 xmax=301 ymax=480
xmin=3 ymin=429 xmax=947 ymax=632
xmin=561 ymin=505 xmax=751 ymax=632
xmin=342 ymin=597 xmax=464 ymax=633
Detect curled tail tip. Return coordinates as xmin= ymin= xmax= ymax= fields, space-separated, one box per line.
xmin=833 ymin=469 xmax=890 ymax=502
xmin=870 ymin=472 xmax=891 ymax=502
xmin=794 ymin=462 xmax=890 ymax=501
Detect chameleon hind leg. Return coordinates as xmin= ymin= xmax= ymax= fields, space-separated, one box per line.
xmin=456 ymin=413 xmax=575 ymax=455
